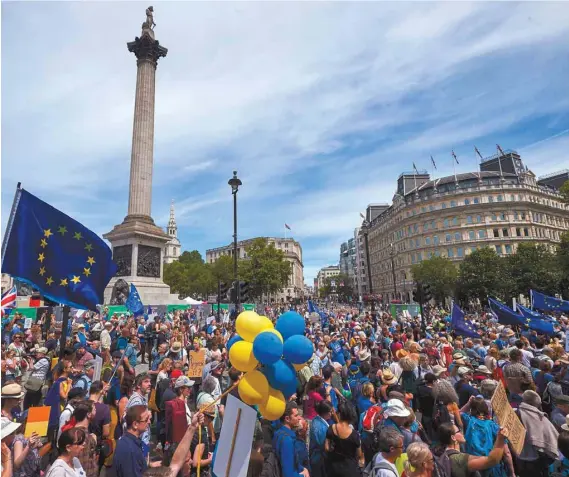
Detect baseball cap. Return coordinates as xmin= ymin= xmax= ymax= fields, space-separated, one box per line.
xmin=174 ymin=376 xmax=195 ymax=389
xmin=171 ymin=369 xmax=183 ymax=380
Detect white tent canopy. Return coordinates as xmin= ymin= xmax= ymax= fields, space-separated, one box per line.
xmin=183 ymin=296 xmax=206 ymax=305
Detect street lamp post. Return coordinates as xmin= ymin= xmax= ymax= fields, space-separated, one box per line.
xmin=228 ymin=171 xmax=242 ymax=314
xmin=390 ymin=243 xmax=397 ymax=301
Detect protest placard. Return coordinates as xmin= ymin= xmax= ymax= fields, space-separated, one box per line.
xmin=490 ymin=381 xmax=526 ymax=455
xmin=25 ymin=406 xmax=50 ymax=437
xmin=188 ymin=349 xmax=206 ymax=378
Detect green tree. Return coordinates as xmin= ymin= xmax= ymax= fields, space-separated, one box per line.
xmin=208 ymin=254 xmax=234 ymax=286
xmin=456 ymin=247 xmax=505 ymax=304
xmin=238 ymin=239 xmax=292 ymax=299
xmin=410 ymin=256 xmax=457 ymax=303
xmin=503 ymin=242 xmax=561 ymax=299
xmin=560 ymin=180 xmax=569 ymax=205
xmin=318 ymin=274 xmax=353 ymax=301
xmin=163 ymin=250 xmax=216 ymax=299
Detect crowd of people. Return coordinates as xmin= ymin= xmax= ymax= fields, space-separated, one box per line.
xmin=1 ymin=301 xmax=569 ymax=477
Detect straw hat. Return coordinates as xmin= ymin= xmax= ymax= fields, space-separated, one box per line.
xmin=1 ymin=384 xmax=24 ymax=400
xmin=381 ymin=369 xmax=398 ymax=385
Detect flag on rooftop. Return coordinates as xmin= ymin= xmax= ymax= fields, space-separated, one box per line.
xmin=285 ymin=223 xmax=291 ymax=230
xmin=452 ymin=150 xmax=459 ymax=164
xmin=430 ymin=156 xmax=437 ymax=170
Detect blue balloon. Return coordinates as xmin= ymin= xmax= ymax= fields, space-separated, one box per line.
xmin=226 ymin=334 xmax=243 ymax=353
xmin=283 ymin=335 xmax=314 ymax=364
xmin=275 ymin=311 xmax=305 ymax=340
xmin=262 ymin=360 xmax=297 ymax=393
xmin=253 ymin=331 xmax=283 ymax=365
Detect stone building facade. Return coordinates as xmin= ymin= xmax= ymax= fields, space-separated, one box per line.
xmin=163 ymin=200 xmax=181 ymax=264
xmin=364 ymin=151 xmax=569 ymax=302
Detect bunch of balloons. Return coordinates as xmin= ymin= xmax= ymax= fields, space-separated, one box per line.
xmin=227 ymin=310 xmax=314 ymax=421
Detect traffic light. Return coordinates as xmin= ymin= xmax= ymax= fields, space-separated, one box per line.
xmin=229 ymin=283 xmax=238 ymax=303
xmin=219 ymin=282 xmax=229 ymax=302
xmin=239 ymin=281 xmax=250 ymax=302
xmin=423 ymin=284 xmax=432 ymax=303
xmin=413 ymin=282 xmax=424 ymax=303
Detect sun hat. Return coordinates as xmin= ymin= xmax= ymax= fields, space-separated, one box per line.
xmin=0 ymin=417 xmax=21 ymax=440
xmin=395 ymin=349 xmax=409 ymax=360
xmin=358 ymin=349 xmax=371 ymax=362
xmin=1 ymin=383 xmax=24 ymax=400
xmin=432 ymin=365 xmax=446 ymax=377
xmin=458 ymin=366 xmax=472 ymax=377
xmin=174 ymin=376 xmax=195 ymax=389
xmin=35 ymin=347 xmax=48 ymax=354
xmin=384 ymin=399 xmax=411 ymax=418
xmin=381 ymin=369 xmax=398 ymax=385
xmin=170 ymin=342 xmax=182 ymax=353
xmin=476 ymin=365 xmax=492 ymax=375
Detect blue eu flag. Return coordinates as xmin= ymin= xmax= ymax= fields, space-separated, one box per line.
xmin=531 ymin=289 xmax=569 ymax=313
xmin=2 ymin=189 xmax=117 ymax=310
xmin=488 ymin=297 xmax=524 ymax=327
xmin=451 ymin=303 xmax=479 ymax=339
xmin=517 ymin=304 xmax=555 ymax=335
xmin=126 ymin=283 xmax=144 ymax=316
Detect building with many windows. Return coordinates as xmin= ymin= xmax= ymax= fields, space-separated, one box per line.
xmin=205 ymin=237 xmax=304 ymax=302
xmin=364 ymin=150 xmax=569 ymax=302
xmin=316 ymin=265 xmax=340 ymax=295
xmin=339 ymin=238 xmax=357 ymax=285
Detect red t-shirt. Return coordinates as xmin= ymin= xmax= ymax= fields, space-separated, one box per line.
xmin=303 ymin=391 xmax=324 ymax=420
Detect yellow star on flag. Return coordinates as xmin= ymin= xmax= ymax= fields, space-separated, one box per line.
xmin=60 ymin=278 xmax=68 ymax=286
xmin=46 ymin=277 xmax=54 ymax=286
xmin=39 ymin=267 xmax=46 ymax=276
xmin=44 ymin=229 xmax=53 ymax=238
xmin=38 ymin=253 xmax=45 ymax=263
xmin=83 ymin=268 xmax=91 ymax=277
xmin=40 ymin=239 xmax=48 ymax=248
xmin=58 ymin=226 xmax=68 ymax=235
xmin=74 ymin=232 xmax=83 ymax=240
xmin=84 ymin=243 xmax=93 ymax=252
xmin=71 ymin=275 xmax=81 ymax=284
xmin=86 ymin=256 xmax=96 ymax=266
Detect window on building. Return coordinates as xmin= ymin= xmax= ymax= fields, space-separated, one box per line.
xmin=469 ymin=231 xmax=475 ymax=240
xmin=510 ymin=195 xmax=515 ymax=201
xmin=285 ymin=243 xmax=288 ymax=248
xmin=423 ymin=223 xmax=428 ymax=232
xmin=467 ymin=215 xmax=472 ymax=224
xmin=491 ymin=213 xmax=497 ymax=221
xmin=505 ymin=244 xmax=512 ymax=254
xmin=425 ymin=237 xmax=431 ymax=245
xmin=497 ymin=195 xmax=503 ymax=202
xmin=495 ymin=245 xmax=503 ymax=255
xmin=502 ymin=228 xmax=509 ymax=237
xmin=493 ymin=229 xmax=499 ymax=238
xmin=521 ymin=212 xmax=526 ymax=220
xmin=516 ymin=228 xmax=521 ymax=237
xmin=410 ymin=239 xmax=414 ymax=248
xmin=414 ymin=224 xmax=418 ymax=232
xmin=444 ymin=219 xmax=449 ymax=228
xmin=450 ymin=200 xmax=457 ymax=207
xmin=470 ymin=246 xmax=477 ymax=253
xmin=479 ymin=230 xmax=486 ymax=239
xmin=418 ymin=252 xmax=422 ymax=261
xmin=500 ymin=213 xmax=506 ymax=221
xmin=488 ymin=196 xmax=494 ymax=203
xmin=473 ymin=198 xmax=480 ymax=204
xmin=454 ymin=232 xmax=461 ymax=241
xmin=434 ymin=250 xmax=441 ymax=257
xmin=448 ymin=248 xmax=454 ymax=258
xmin=442 ymin=203 xmax=447 ymax=209
xmin=416 ymin=238 xmax=420 ymax=247
xmin=476 ymin=215 xmax=482 ymax=223
xmin=457 ymin=247 xmax=464 ymax=257
xmin=453 ymin=217 xmax=458 ymax=226
xmin=429 ymin=205 xmax=435 ymax=211
xmin=518 ymin=194 xmax=523 ymax=201
xmin=446 ymin=233 xmax=452 ymax=243
xmin=427 ymin=251 xmax=432 ymax=258
xmin=434 ymin=235 xmax=439 ymax=245
xmin=464 ymin=199 xmax=470 ymax=205
xmin=514 ymin=211 xmax=519 ymax=220
xmin=432 ymin=220 xmax=436 ymax=229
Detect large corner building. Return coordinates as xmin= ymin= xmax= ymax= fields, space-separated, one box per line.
xmin=357 ymin=150 xmax=569 ymax=303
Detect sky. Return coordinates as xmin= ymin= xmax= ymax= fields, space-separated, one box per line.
xmin=2 ymin=2 xmax=569 ymax=285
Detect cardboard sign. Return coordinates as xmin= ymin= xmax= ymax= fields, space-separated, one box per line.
xmin=188 ymin=349 xmax=206 ymax=378
xmin=93 ymin=355 xmax=103 ymax=383
xmin=490 ymin=381 xmax=526 ymax=455
xmin=25 ymin=406 xmax=51 ymax=437
xmin=212 ymin=394 xmax=257 ymax=477
xmin=24 ymin=318 xmax=33 ymax=329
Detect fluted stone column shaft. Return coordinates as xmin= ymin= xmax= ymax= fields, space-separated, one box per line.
xmin=128 ymin=59 xmax=156 ymax=218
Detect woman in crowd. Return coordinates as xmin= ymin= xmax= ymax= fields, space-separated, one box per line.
xmin=304 ymin=376 xmax=326 ymax=421
xmin=45 ymin=428 xmax=87 ymax=477
xmin=403 ymin=442 xmax=435 ymax=477
xmin=324 ymin=402 xmax=364 ymax=477
xmin=432 ymin=379 xmax=463 ymax=431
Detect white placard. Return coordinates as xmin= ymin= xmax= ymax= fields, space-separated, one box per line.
xmin=212 ymin=394 xmax=257 ymax=477
xmin=24 ymin=318 xmax=33 ymax=329
xmin=565 ymin=331 xmax=569 ymax=353
xmin=93 ymin=355 xmax=103 ymax=383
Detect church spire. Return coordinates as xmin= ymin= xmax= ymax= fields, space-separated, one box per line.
xmin=167 ymin=199 xmax=177 ymax=237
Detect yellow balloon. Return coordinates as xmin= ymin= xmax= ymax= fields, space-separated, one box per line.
xmin=263 ymin=328 xmax=283 ymax=343
xmin=259 ymin=387 xmax=286 ymax=421
xmin=238 ymin=370 xmax=269 ymax=405
xmin=293 ymin=363 xmax=307 ymax=372
xmin=236 ymin=311 xmax=273 ymax=342
xmin=229 ymin=341 xmax=259 ymax=373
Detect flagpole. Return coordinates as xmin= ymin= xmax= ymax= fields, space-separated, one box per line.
xmin=1 ymin=182 xmax=22 ymax=265
xmin=452 ymin=154 xmax=457 ymax=184
xmin=284 ymin=224 xmax=287 ymax=240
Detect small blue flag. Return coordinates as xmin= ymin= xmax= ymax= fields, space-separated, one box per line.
xmin=531 ymin=290 xmax=569 ymax=313
xmin=2 ymin=188 xmax=117 ymax=310
xmin=451 ymin=303 xmax=479 ymax=338
xmin=517 ymin=304 xmax=555 ymax=335
xmin=126 ymin=284 xmax=144 ymax=316
xmin=147 ymin=305 xmax=153 ymax=315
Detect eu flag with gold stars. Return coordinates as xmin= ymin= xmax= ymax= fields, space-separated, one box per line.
xmin=2 ymin=188 xmax=117 ymax=310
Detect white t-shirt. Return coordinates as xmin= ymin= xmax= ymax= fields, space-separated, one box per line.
xmin=45 ymin=457 xmax=85 ymax=477
xmin=372 ymin=453 xmax=399 ymax=477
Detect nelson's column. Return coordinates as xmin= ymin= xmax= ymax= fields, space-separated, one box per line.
xmin=104 ymin=7 xmax=180 ymax=305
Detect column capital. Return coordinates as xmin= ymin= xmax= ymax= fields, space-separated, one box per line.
xmin=127 ymin=31 xmax=168 ymax=68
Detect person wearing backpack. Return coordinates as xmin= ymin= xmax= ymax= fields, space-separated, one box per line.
xmin=363 ymin=426 xmax=402 ymax=477
xmin=435 ymin=422 xmax=509 ymax=477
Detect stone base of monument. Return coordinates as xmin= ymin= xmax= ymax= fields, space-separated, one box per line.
xmin=103 ymin=216 xmax=183 ymax=306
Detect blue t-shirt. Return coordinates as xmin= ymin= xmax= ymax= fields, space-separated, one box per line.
xmin=77 ymin=332 xmax=87 ymax=346
xmin=329 ymin=341 xmax=345 ymax=365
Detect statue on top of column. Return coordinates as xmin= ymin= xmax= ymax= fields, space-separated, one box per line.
xmin=142 ymin=6 xmax=156 ymax=31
